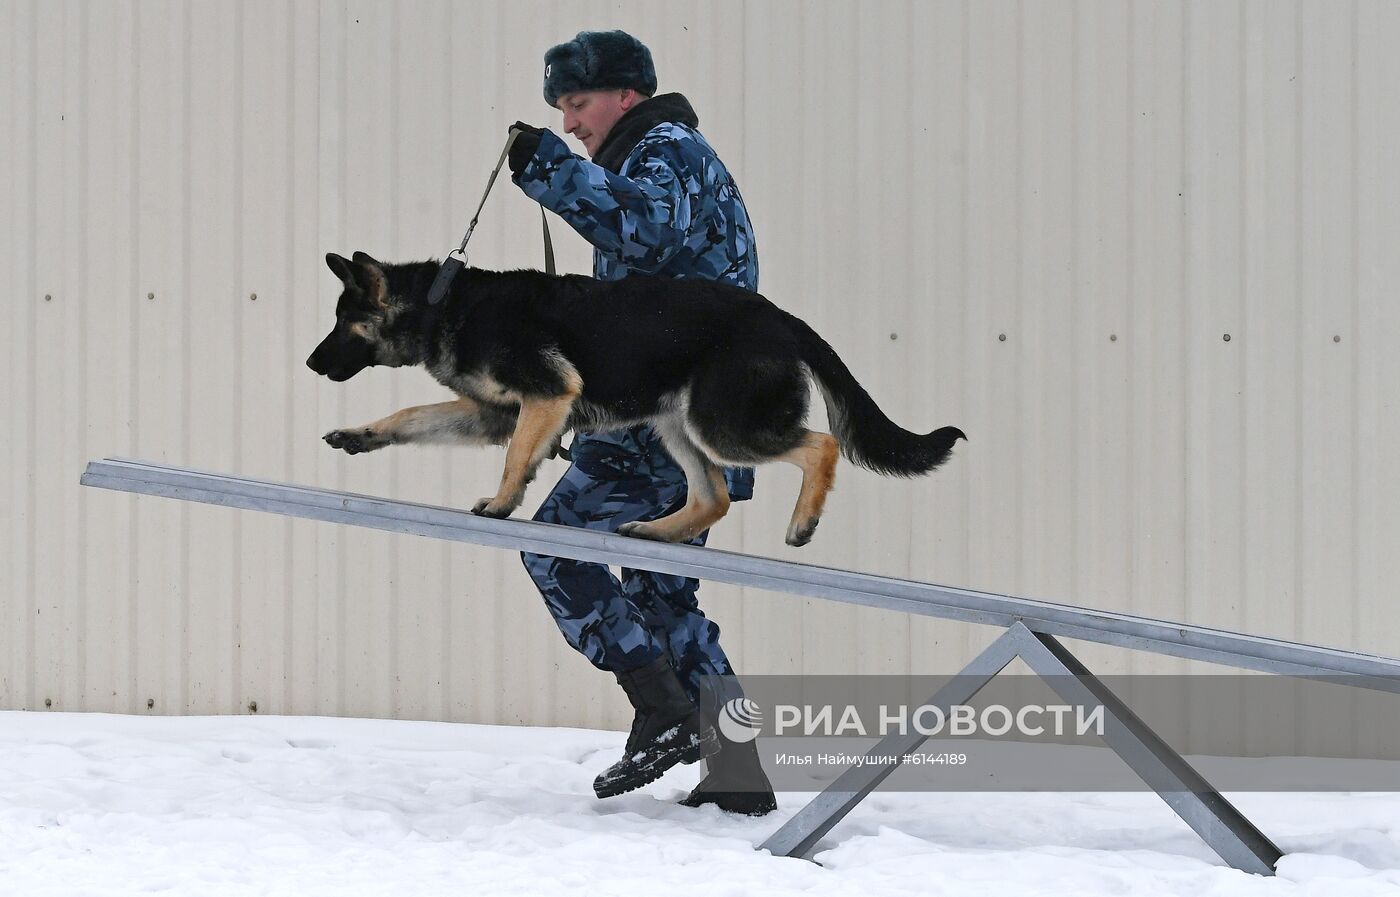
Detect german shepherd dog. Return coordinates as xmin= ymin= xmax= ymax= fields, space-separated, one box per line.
xmin=307 ymin=252 xmax=965 ymax=546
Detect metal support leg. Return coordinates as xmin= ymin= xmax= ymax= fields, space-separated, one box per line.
xmin=760 ymin=623 xmax=1282 ymax=875
xmin=1011 ymin=625 xmax=1282 ymax=875
xmin=759 ymin=625 xmax=1025 ymax=859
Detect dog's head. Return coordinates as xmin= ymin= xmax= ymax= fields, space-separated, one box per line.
xmin=307 ymin=251 xmax=400 ymax=382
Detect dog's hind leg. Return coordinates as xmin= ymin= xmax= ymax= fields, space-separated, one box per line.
xmin=683 ymin=355 xmax=832 ymax=546
xmin=618 ymin=422 xmax=730 ymax=543
xmin=472 ymin=393 xmax=576 ymax=519
xmin=324 ymin=397 xmax=516 ymax=455
xmin=776 ymin=430 xmax=839 ymax=547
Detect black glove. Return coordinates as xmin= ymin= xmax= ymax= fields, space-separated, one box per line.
xmin=507 ymin=122 xmax=544 ymax=176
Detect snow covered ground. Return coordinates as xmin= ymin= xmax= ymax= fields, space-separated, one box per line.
xmin=2 ymin=711 xmax=1398 ymax=896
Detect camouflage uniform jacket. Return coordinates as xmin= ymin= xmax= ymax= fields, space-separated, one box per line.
xmin=511 ymin=93 xmax=757 ymax=499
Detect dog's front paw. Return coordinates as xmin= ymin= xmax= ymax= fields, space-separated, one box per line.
xmin=324 ymin=427 xmax=389 ymax=455
xmin=470 ymin=496 xmax=517 ymax=519
xmin=618 ymin=521 xmax=671 ymax=542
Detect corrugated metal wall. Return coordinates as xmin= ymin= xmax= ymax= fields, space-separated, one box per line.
xmin=5 ymin=0 xmax=1399 ymax=755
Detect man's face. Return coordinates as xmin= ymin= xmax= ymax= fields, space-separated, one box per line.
xmin=556 ymin=88 xmax=644 ymax=157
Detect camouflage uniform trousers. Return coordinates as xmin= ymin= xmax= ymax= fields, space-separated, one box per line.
xmin=520 ymin=423 xmax=752 ymax=717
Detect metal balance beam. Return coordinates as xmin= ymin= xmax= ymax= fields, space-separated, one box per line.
xmin=81 ymin=458 xmax=1400 ymax=875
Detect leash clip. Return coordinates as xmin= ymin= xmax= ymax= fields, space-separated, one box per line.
xmin=426 ymin=248 xmax=468 ymax=306
xmin=426 ymin=127 xmax=552 ymax=306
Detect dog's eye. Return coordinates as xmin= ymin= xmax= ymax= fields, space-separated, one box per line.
xmin=349 ymin=322 xmax=373 ymax=339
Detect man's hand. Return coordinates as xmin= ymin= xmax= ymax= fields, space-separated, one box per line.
xmin=507 ymin=122 xmax=544 ymax=175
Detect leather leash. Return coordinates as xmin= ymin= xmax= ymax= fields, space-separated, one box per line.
xmin=426 ymin=127 xmax=556 ymax=306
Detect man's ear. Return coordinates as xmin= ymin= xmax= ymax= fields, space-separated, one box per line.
xmin=326 ymin=252 xmax=356 ymax=285
xmin=351 ymin=251 xmax=389 ymax=310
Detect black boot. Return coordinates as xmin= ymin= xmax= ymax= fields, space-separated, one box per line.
xmin=593 ymin=657 xmax=720 ymax=799
xmin=678 ymin=710 xmax=778 ymax=816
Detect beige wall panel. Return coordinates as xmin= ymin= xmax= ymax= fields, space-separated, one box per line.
xmin=1355 ymin=0 xmax=1400 ymax=758
xmin=0 ymin=0 xmax=14 ymax=703
xmin=4 ymin=0 xmax=1399 ymax=757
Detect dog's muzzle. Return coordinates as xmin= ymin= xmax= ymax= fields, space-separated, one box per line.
xmin=306 ymin=333 xmax=373 ymax=382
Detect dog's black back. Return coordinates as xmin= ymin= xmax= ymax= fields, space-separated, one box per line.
xmin=450 ymin=269 xmax=795 ymax=429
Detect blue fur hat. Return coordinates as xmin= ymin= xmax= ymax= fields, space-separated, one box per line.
xmin=543 ymin=30 xmax=657 ymax=108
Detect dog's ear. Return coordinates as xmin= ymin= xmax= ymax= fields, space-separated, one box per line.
xmin=326 ymin=252 xmax=356 ymax=285
xmin=351 ymin=251 xmax=389 ymax=310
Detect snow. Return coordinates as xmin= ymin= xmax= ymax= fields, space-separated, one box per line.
xmin=3 ymin=711 xmax=1398 ymax=896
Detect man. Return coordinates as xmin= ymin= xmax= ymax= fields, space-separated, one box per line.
xmin=508 ymin=30 xmax=775 ymax=815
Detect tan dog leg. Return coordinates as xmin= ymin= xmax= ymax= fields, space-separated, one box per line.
xmin=618 ymin=426 xmax=731 ymax=543
xmin=620 ymin=465 xmax=730 ymax=543
xmin=472 ymin=394 xmax=576 ymax=518
xmin=778 ymin=430 xmax=839 ymax=547
xmin=324 ymin=397 xmax=515 ymax=454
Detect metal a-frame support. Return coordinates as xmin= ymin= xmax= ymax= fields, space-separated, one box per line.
xmin=759 ymin=622 xmax=1282 ymax=874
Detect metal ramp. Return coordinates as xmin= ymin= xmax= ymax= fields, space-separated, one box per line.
xmin=81 ymin=457 xmax=1400 ymax=875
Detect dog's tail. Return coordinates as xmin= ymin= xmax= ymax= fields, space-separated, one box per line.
xmin=783 ymin=310 xmax=966 ymax=477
